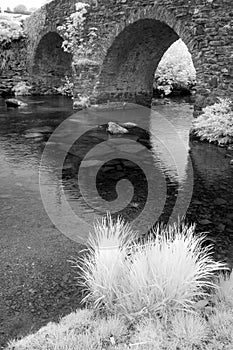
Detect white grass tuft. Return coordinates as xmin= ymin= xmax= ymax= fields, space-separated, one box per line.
xmin=76 ymin=214 xmax=136 ymax=311
xmin=76 ymin=218 xmax=227 ymax=319
xmin=171 ymin=311 xmax=209 ymax=347
xmin=129 ymin=318 xmax=165 ymax=349
xmin=208 ymin=304 xmax=233 ymax=346
xmin=215 ymin=271 xmax=233 ymax=306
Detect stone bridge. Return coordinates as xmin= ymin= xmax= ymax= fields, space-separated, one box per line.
xmin=24 ymin=0 xmax=233 ymax=109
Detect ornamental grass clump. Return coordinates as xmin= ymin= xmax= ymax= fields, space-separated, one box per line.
xmin=75 ymin=215 xmax=136 ymax=312
xmin=192 ymin=98 xmax=233 ymax=145
xmin=77 ymin=217 xmax=227 ymax=320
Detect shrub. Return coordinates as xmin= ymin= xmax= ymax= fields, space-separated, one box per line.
xmin=73 ymin=94 xmax=91 ymax=109
xmin=0 ymin=14 xmax=26 ymax=74
xmin=192 ymin=98 xmax=233 ymax=145
xmin=56 ymin=76 xmax=74 ymax=97
xmin=12 ymin=81 xmax=31 ymax=95
xmin=0 ymin=14 xmax=25 ymax=46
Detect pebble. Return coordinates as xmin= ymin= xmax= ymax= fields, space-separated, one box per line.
xmin=213 ymin=198 xmax=227 ymax=206
xmin=24 ymin=132 xmax=43 ymax=139
xmin=26 ymin=126 xmax=53 ymax=134
xmin=130 ymin=202 xmax=139 ymax=208
xmin=217 ymin=223 xmax=226 ymax=231
xmin=121 ymin=122 xmax=137 ymax=128
xmin=15 ymin=182 xmax=23 ymax=187
xmin=199 ymin=219 xmax=212 ymax=225
xmin=192 ymin=200 xmax=203 ymax=205
xmin=3 ymin=206 xmax=12 ymax=210
xmin=0 ymin=194 xmax=11 ymax=199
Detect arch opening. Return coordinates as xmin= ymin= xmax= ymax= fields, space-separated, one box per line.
xmin=32 ymin=32 xmax=72 ymax=94
xmin=95 ymin=19 xmax=196 ymax=106
xmin=154 ymin=39 xmax=196 ymax=98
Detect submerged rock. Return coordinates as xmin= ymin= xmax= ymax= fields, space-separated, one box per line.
xmin=121 ymin=122 xmax=137 ymax=128
xmin=26 ymin=126 xmax=53 ymax=134
xmin=199 ymin=219 xmax=212 ymax=225
xmin=107 ymin=122 xmax=128 ymax=135
xmin=5 ymin=98 xmax=28 ymax=108
xmin=24 ymin=132 xmax=43 ymax=139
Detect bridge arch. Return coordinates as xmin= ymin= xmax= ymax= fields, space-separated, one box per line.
xmin=32 ymin=31 xmax=72 ymax=94
xmin=92 ymin=5 xmax=201 ymax=106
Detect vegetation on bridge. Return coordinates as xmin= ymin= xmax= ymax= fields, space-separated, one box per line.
xmin=0 ymin=13 xmax=25 ymax=71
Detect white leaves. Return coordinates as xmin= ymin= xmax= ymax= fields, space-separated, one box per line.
xmin=57 ymin=3 xmax=96 ymax=56
xmin=192 ymin=98 xmax=233 ymax=145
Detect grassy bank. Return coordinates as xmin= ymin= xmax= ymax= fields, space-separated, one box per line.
xmin=6 ymin=217 xmax=233 ymax=350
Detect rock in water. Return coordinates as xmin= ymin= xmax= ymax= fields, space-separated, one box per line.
xmin=121 ymin=122 xmax=137 ymax=128
xmin=107 ymin=122 xmax=128 ymax=135
xmin=5 ymin=98 xmax=28 ymax=108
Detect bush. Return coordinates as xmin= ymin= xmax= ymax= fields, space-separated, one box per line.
xmin=12 ymin=81 xmax=31 ymax=96
xmin=154 ymin=39 xmax=196 ymax=96
xmin=192 ymin=98 xmax=233 ymax=145
xmin=56 ymin=76 xmax=74 ymax=97
xmin=0 ymin=14 xmax=25 ymax=46
xmin=0 ymin=14 xmax=26 ymax=73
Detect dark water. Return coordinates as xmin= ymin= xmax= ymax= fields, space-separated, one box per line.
xmin=1 ymin=96 xmax=233 ymax=265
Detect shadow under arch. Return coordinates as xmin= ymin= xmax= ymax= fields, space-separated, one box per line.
xmin=32 ymin=31 xmax=72 ymax=94
xmin=93 ymin=6 xmax=200 ymax=107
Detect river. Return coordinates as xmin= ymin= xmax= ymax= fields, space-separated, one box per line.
xmin=0 ymin=95 xmax=233 ymax=346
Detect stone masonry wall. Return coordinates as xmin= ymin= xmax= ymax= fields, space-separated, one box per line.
xmin=0 ymin=38 xmax=29 ymax=96
xmin=23 ymin=0 xmax=233 ymax=108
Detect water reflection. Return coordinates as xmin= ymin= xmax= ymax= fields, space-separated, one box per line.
xmin=1 ymin=96 xmax=233 ymax=263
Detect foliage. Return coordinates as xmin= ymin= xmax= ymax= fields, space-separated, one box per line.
xmin=0 ymin=14 xmax=25 ymax=47
xmin=154 ymin=39 xmax=196 ymax=96
xmin=57 ymin=2 xmax=98 ymax=63
xmin=73 ymin=94 xmax=91 ymax=109
xmin=56 ymin=76 xmax=74 ymax=97
xmin=0 ymin=14 xmax=26 ymax=75
xmin=12 ymin=81 xmax=31 ymax=96
xmin=192 ymin=98 xmax=233 ymax=145
xmin=6 ymin=217 xmax=233 ymax=350
xmin=57 ymin=2 xmax=90 ymax=54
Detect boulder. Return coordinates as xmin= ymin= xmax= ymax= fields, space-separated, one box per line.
xmin=107 ymin=122 xmax=128 ymax=135
xmin=5 ymin=98 xmax=28 ymax=108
